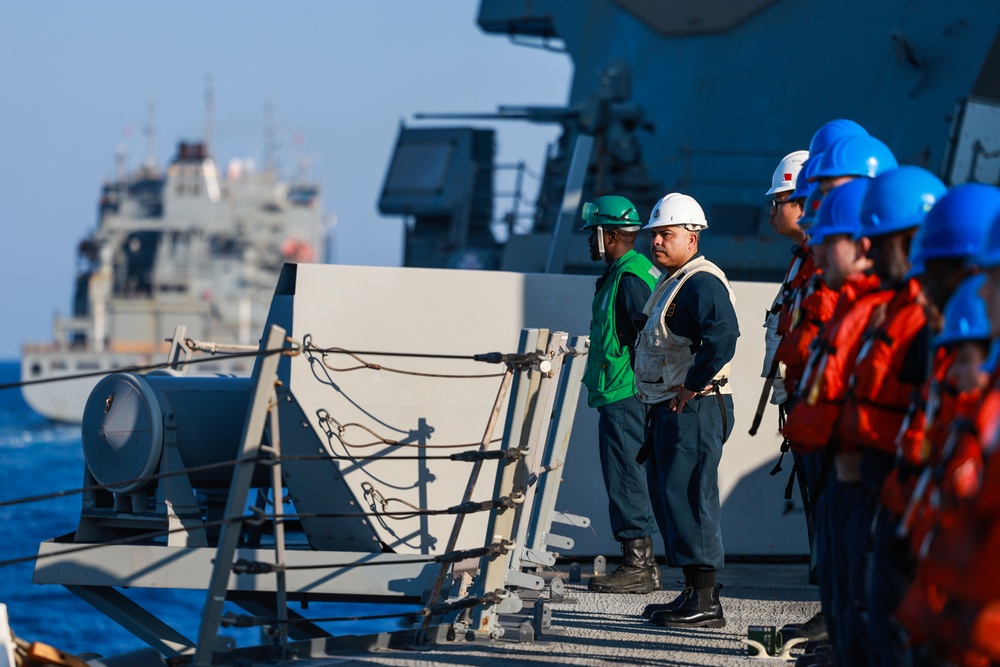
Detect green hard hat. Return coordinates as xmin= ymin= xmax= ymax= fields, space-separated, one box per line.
xmin=580 ymin=195 xmax=642 ymax=230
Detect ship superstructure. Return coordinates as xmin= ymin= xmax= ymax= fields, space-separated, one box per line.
xmin=382 ymin=0 xmax=1000 ymax=278
xmin=21 ymin=141 xmax=326 ymax=423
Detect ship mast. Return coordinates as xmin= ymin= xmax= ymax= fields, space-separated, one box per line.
xmin=264 ymin=99 xmax=277 ymax=174
xmin=204 ymin=74 xmax=215 ymax=155
xmin=143 ymin=97 xmax=157 ymax=172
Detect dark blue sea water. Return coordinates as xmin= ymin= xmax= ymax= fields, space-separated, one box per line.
xmin=0 ymin=360 xmax=416 ymax=657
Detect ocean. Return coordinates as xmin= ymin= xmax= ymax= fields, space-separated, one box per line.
xmin=0 ymin=360 xmax=416 ymax=658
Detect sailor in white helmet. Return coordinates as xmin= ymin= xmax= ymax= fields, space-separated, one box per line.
xmin=633 ymin=193 xmax=739 ymax=629
xmin=759 ymin=149 xmax=809 ymax=408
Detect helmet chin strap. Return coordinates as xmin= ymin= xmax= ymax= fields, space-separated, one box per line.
xmin=597 ymin=225 xmax=605 ymax=259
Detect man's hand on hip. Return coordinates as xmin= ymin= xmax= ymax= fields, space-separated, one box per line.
xmin=669 ymin=386 xmax=697 ymax=412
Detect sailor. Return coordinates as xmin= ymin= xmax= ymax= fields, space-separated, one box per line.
xmin=765 ymin=125 xmax=879 ymax=650
xmin=775 ymin=121 xmax=869 ymax=398
xmin=760 ymin=149 xmax=810 ymax=410
xmin=758 ymin=124 xmax=864 ymax=648
xmin=632 ymin=193 xmax=739 ymax=629
xmin=757 ymin=151 xmax=832 ymax=635
xmin=778 ymin=142 xmax=898 ymax=658
xmin=822 ymin=165 xmax=934 ymax=666
xmin=781 ymin=179 xmax=887 ymax=666
xmin=579 ymin=195 xmax=662 ymax=594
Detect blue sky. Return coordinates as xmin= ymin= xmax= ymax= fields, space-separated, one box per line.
xmin=0 ymin=1 xmax=571 ymax=359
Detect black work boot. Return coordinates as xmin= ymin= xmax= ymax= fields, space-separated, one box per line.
xmin=588 ymin=536 xmax=656 ymax=594
xmin=649 ymin=575 xmax=725 ymax=628
xmin=641 ymin=585 xmax=693 ymax=618
xmin=781 ymin=611 xmax=828 ymax=642
xmin=641 ymin=564 xmax=698 ymax=618
xmin=642 ymin=537 xmax=662 ymax=591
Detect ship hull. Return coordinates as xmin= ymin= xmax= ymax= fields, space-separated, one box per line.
xmin=20 ymin=348 xmax=252 ymax=423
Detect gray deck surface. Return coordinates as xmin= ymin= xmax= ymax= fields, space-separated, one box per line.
xmin=318 ymin=562 xmax=819 ymax=666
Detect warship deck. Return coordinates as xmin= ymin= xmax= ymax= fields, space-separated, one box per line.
xmin=317 ymin=562 xmax=818 ymax=666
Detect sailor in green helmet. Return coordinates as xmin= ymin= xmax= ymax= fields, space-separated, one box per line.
xmin=580 ymin=195 xmax=663 ymax=594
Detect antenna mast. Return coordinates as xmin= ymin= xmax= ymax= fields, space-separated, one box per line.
xmin=143 ymin=98 xmax=157 ymax=171
xmin=204 ymin=74 xmax=215 ymax=155
xmin=264 ymin=99 xmax=277 ymax=174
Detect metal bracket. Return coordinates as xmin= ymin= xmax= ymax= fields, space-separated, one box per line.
xmin=493 ymin=590 xmax=524 ymax=615
xmin=532 ymin=597 xmax=563 ymax=637
xmin=505 ymin=569 xmax=544 ymax=591
xmin=520 ymin=547 xmax=556 ymax=568
xmin=551 ymin=511 xmax=590 ymax=528
xmin=165 ymin=325 xmax=191 ymax=373
xmin=542 ymin=533 xmax=574 ymax=551
xmin=517 ymin=620 xmax=534 ymax=644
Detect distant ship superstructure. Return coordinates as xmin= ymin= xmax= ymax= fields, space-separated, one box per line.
xmin=22 ymin=141 xmax=326 ymax=422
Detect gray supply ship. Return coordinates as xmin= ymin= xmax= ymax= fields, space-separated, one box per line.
xmin=20 ymin=140 xmax=327 ymax=423
xmin=5 ymin=1 xmax=1000 ymax=665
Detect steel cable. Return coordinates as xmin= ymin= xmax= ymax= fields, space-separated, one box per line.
xmin=2 ymin=342 xmax=298 ymax=391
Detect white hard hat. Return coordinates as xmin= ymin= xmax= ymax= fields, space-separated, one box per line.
xmin=765 ymin=150 xmax=809 ymax=196
xmin=644 ymin=193 xmax=708 ymax=231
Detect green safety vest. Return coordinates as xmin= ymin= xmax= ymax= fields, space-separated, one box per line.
xmin=582 ymin=250 xmax=659 ymax=408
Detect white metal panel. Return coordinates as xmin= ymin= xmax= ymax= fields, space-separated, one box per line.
xmin=264 ymin=264 xmax=803 ymax=557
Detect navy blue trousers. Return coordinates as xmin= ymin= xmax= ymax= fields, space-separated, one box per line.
xmin=859 ymin=450 xmax=904 ymax=667
xmin=796 ymin=450 xmax=823 ymax=584
xmin=867 ymin=506 xmax=913 ymax=667
xmin=597 ymin=397 xmax=657 ymax=541
xmin=815 ymin=475 xmax=869 ymax=666
xmin=645 ymin=393 xmax=734 ymax=570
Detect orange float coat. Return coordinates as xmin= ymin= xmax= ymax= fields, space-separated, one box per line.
xmin=781 ymin=273 xmax=889 ymax=454
xmin=775 ymin=275 xmax=839 ymax=394
xmin=895 ymin=375 xmax=1000 ymax=664
xmin=838 ymin=278 xmax=928 ymax=455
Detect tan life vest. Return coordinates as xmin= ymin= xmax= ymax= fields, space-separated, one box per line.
xmin=634 ymin=256 xmax=736 ymax=405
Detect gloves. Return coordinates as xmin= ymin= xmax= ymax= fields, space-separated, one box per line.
xmin=770 ymin=376 xmax=788 ymax=405
xmin=762 ymin=312 xmax=781 ymax=377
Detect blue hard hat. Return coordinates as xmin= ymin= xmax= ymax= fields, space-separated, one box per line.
xmin=933 ymin=275 xmax=991 ymax=347
xmin=810 ymin=135 xmax=898 ymax=182
xmin=788 ymin=157 xmax=818 ymax=201
xmin=857 ymin=165 xmax=944 ymax=240
xmin=809 ymin=119 xmax=868 ymax=157
xmin=808 ymin=178 xmax=868 ymax=244
xmin=959 ymin=185 xmax=1000 ymax=269
xmin=798 ymin=187 xmax=825 ymax=231
xmin=913 ymin=183 xmax=1000 ymax=265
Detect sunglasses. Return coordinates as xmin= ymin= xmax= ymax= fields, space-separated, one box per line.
xmin=771 ymin=198 xmax=800 ymax=209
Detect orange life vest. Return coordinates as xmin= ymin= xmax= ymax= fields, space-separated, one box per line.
xmin=775 ymin=246 xmax=818 ymax=337
xmin=896 ymin=377 xmax=1000 ymax=663
xmin=881 ymin=353 xmax=958 ymax=518
xmin=907 ymin=423 xmax=984 ymax=556
xmin=781 ymin=274 xmax=890 ymax=453
xmin=775 ymin=275 xmax=839 ymax=392
xmin=964 ymin=384 xmax=1000 ymax=519
xmin=838 ymin=278 xmax=928 ymax=455
xmin=893 ymin=385 xmax=985 ymax=554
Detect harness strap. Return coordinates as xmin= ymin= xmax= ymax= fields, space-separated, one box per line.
xmin=714 ymin=384 xmax=729 ymax=444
